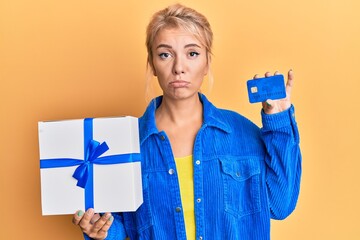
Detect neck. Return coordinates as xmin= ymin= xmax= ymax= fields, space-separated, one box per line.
xmin=156 ymin=93 xmax=203 ymax=126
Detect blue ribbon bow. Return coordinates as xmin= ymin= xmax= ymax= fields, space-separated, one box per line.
xmin=40 ymin=118 xmax=141 ymax=209
xmin=72 ymin=140 xmax=109 ymax=188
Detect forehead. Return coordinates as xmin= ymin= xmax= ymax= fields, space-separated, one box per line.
xmin=153 ymin=27 xmax=204 ymax=47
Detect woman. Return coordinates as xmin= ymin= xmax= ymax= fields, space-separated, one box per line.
xmin=73 ymin=4 xmax=301 ymax=240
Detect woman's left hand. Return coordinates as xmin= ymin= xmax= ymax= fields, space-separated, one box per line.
xmin=253 ymin=70 xmax=294 ymax=114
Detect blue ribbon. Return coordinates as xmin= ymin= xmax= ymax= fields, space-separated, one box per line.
xmin=40 ymin=118 xmax=141 ymax=209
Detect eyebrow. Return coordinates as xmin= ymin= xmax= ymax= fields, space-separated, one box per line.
xmin=156 ymin=43 xmax=202 ymax=49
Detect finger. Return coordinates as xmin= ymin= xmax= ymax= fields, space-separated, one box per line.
xmin=90 ymin=213 xmax=101 ymax=224
xmin=91 ymin=212 xmax=112 ymax=233
xmin=79 ymin=208 xmax=95 ymax=230
xmin=253 ymin=74 xmax=260 ymax=79
xmin=265 ymin=71 xmax=272 ymax=77
xmin=99 ymin=214 xmax=114 ymax=233
xmin=262 ymin=99 xmax=275 ymax=111
xmin=287 ymin=69 xmax=294 ymax=86
xmin=265 ymin=99 xmax=275 ymax=106
xmin=285 ymin=69 xmax=294 ymax=96
xmin=72 ymin=210 xmax=85 ymax=225
xmin=95 ymin=215 xmax=114 ymax=239
xmin=274 ymin=71 xmax=280 ymax=75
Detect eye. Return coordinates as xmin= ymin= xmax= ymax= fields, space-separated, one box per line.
xmin=189 ymin=51 xmax=200 ymax=57
xmin=159 ymin=53 xmax=171 ymax=59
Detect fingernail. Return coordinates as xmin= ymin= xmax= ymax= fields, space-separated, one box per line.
xmin=109 ymin=216 xmax=114 ymax=222
xmin=77 ymin=210 xmax=84 ymax=217
xmin=87 ymin=208 xmax=94 ymax=215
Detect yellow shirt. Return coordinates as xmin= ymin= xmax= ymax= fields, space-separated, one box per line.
xmin=174 ymin=155 xmax=195 ymax=240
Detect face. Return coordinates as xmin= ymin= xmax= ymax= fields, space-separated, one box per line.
xmin=151 ymin=27 xmax=209 ymax=100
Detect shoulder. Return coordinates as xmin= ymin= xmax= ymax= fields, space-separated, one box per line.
xmin=216 ymin=107 xmax=260 ymax=132
xmin=203 ymin=105 xmax=265 ymax=155
xmin=201 ymin=94 xmax=260 ymax=137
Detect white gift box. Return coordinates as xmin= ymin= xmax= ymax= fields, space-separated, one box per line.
xmin=38 ymin=116 xmax=143 ymax=215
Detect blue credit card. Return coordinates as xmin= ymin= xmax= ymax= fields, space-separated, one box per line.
xmin=246 ymin=75 xmax=286 ymax=103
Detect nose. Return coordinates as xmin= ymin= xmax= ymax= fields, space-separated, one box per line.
xmin=173 ymin=55 xmax=185 ymax=75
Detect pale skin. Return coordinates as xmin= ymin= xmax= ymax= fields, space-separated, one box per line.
xmin=72 ymin=26 xmax=295 ymax=239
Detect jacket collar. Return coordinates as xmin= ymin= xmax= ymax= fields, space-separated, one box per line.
xmin=139 ymin=93 xmax=231 ymax=144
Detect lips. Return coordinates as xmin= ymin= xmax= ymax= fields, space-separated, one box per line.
xmin=169 ymin=80 xmax=190 ymax=88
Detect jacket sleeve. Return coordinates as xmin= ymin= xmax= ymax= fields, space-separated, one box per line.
xmin=260 ymin=105 xmax=302 ymax=220
xmin=83 ymin=212 xmax=127 ymax=240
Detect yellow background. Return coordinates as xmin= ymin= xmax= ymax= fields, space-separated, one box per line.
xmin=1 ymin=0 xmax=359 ymax=239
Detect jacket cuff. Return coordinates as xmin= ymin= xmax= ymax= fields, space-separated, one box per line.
xmin=261 ymin=105 xmax=296 ymax=131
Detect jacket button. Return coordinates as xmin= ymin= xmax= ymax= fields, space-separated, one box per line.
xmin=175 ymin=207 xmax=182 ymax=212
xmin=168 ymin=169 xmax=175 ymax=175
xmin=160 ymin=135 xmax=165 ymax=140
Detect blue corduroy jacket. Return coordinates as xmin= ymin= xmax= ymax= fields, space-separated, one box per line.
xmin=85 ymin=93 xmax=301 ymax=240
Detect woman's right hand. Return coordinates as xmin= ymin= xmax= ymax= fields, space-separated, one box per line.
xmin=72 ymin=208 xmax=113 ymax=240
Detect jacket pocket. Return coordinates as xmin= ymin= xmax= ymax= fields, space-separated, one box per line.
xmin=220 ymin=157 xmax=261 ymax=218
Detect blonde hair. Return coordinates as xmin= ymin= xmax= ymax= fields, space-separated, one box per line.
xmin=145 ymin=4 xmax=214 ymax=101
